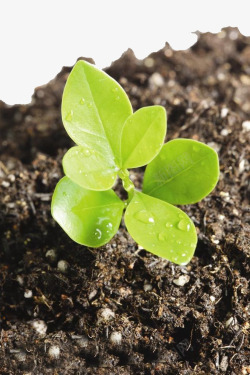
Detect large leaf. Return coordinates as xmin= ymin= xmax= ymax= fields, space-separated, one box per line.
xmin=143 ymin=139 xmax=219 ymax=205
xmin=63 ymin=146 xmax=118 ymax=191
xmin=61 ymin=60 xmax=133 ymax=166
xmin=125 ymin=192 xmax=197 ymax=265
xmin=120 ymin=106 xmax=167 ymax=168
xmin=51 ymin=177 xmax=124 ymax=247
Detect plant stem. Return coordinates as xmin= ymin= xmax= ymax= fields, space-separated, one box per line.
xmin=118 ymin=169 xmax=135 ymax=203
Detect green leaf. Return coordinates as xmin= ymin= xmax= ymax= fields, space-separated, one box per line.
xmin=143 ymin=139 xmax=219 ymax=205
xmin=62 ymin=60 xmax=133 ymax=166
xmin=51 ymin=177 xmax=124 ymax=247
xmin=120 ymin=106 xmax=167 ymax=168
xmin=63 ymin=146 xmax=118 ymax=191
xmin=125 ymin=192 xmax=197 ymax=265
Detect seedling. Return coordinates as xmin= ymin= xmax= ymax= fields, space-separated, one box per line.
xmin=51 ymin=60 xmax=219 ymax=265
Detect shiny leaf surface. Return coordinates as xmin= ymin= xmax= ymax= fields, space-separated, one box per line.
xmin=63 ymin=146 xmax=118 ymax=191
xmin=120 ymin=106 xmax=167 ymax=168
xmin=143 ymin=139 xmax=219 ymax=205
xmin=51 ymin=177 xmax=124 ymax=247
xmin=61 ymin=60 xmax=133 ymax=166
xmin=125 ymin=192 xmax=197 ymax=265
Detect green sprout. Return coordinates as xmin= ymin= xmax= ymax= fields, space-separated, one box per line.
xmin=51 ymin=60 xmax=219 ymax=265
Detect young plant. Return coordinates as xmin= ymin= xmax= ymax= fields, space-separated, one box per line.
xmin=51 ymin=60 xmax=219 ymax=265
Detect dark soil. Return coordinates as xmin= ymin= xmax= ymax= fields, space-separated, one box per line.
xmin=0 ymin=27 xmax=249 ymax=374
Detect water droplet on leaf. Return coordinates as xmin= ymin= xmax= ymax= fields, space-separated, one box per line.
xmin=94 ymin=228 xmax=102 ymax=239
xmin=66 ymin=110 xmax=73 ymax=121
xmin=79 ymin=97 xmax=85 ymax=105
xmin=82 ymin=148 xmax=92 ymax=157
xmin=165 ymin=222 xmax=173 ymax=228
xmin=87 ymin=102 xmax=93 ymax=108
xmin=135 ymin=210 xmax=155 ymax=224
xmin=192 ymin=144 xmax=200 ymax=152
xmin=177 ymin=219 xmax=191 ymax=231
xmin=158 ymin=231 xmax=166 ymax=241
xmin=106 ymin=223 xmax=113 ymax=230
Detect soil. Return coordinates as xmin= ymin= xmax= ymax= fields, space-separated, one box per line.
xmin=0 ymin=27 xmax=249 ymax=374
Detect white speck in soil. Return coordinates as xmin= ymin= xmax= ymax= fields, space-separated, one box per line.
xmin=24 ymin=289 xmax=33 ymax=298
xmin=30 ymin=320 xmax=47 ymax=336
xmin=110 ymin=331 xmax=122 ymax=345
xmin=242 ymin=120 xmax=250 ymax=132
xmin=173 ymin=275 xmax=190 ymax=286
xmin=221 ymin=107 xmax=229 ymax=118
xmin=220 ymin=128 xmax=229 ymax=136
xmin=57 ymin=260 xmax=69 ymax=274
xmin=45 ymin=249 xmax=58 ymax=264
xmin=48 ymin=345 xmax=60 ymax=359
xmin=143 ymin=283 xmax=153 ymax=292
xmin=98 ymin=308 xmax=115 ymax=322
xmin=149 ymin=72 xmax=164 ymax=88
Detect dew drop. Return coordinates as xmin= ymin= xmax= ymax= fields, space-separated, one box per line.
xmin=135 ymin=210 xmax=155 ymax=224
xmin=165 ymin=222 xmax=173 ymax=228
xmin=112 ymin=87 xmax=118 ymax=93
xmin=66 ymin=110 xmax=73 ymax=121
xmin=82 ymin=148 xmax=92 ymax=157
xmin=79 ymin=97 xmax=85 ymax=105
xmin=94 ymin=228 xmax=102 ymax=239
xmin=182 ymin=253 xmax=186 ymax=257
xmin=116 ymin=96 xmax=120 ymax=101
xmin=87 ymin=102 xmax=93 ymax=108
xmin=158 ymin=231 xmax=166 ymax=241
xmin=192 ymin=144 xmax=200 ymax=152
xmin=62 ymin=192 xmax=67 ymax=197
xmin=106 ymin=222 xmax=113 ymax=230
xmin=177 ymin=219 xmax=191 ymax=231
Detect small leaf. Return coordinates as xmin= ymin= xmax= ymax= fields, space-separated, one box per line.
xmin=62 ymin=60 xmax=133 ymax=166
xmin=125 ymin=192 xmax=197 ymax=265
xmin=63 ymin=146 xmax=118 ymax=191
xmin=51 ymin=177 xmax=124 ymax=247
xmin=120 ymin=106 xmax=167 ymax=168
xmin=143 ymin=139 xmax=219 ymax=205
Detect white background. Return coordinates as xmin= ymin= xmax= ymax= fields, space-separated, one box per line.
xmin=0 ymin=0 xmax=249 ymax=105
